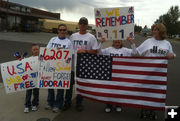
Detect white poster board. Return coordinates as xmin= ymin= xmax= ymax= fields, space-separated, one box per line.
xmin=38 ymin=47 xmax=72 ymax=89
xmin=1 ymin=56 xmax=38 ymax=93
xmin=94 ymin=7 xmax=134 ymax=40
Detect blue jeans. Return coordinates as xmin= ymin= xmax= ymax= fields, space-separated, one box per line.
xmin=47 ymin=72 xmax=74 ymax=108
xmin=25 ymin=88 xmax=39 ymax=107
xmin=47 ymin=89 xmax=64 ymax=108
xmin=64 ymin=72 xmax=74 ymax=106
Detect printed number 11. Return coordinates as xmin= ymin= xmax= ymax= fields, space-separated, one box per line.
xmin=113 ymin=29 xmax=124 ymax=39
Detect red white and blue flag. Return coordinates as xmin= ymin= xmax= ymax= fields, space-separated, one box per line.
xmin=76 ymin=54 xmax=168 ymax=111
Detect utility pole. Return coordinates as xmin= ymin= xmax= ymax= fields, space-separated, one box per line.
xmin=5 ymin=0 xmax=9 ymax=31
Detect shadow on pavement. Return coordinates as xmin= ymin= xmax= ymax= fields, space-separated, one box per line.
xmin=53 ymin=99 xmax=165 ymax=121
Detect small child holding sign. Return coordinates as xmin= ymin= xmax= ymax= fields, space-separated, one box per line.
xmin=22 ymin=44 xmax=40 ymax=113
xmin=98 ymin=37 xmax=137 ymax=113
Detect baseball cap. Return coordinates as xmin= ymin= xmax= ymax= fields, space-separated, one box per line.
xmin=79 ymin=17 xmax=88 ymax=25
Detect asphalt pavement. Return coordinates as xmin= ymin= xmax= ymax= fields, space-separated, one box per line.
xmin=0 ymin=32 xmax=180 ymax=121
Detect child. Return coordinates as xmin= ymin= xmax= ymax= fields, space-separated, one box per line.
xmin=98 ymin=37 xmax=137 ymax=113
xmin=23 ymin=44 xmax=40 ymax=113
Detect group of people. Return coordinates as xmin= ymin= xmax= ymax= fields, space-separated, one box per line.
xmin=22 ymin=17 xmax=175 ymax=120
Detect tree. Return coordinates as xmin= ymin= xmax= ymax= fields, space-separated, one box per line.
xmin=134 ymin=24 xmax=142 ymax=33
xmin=154 ymin=6 xmax=180 ymax=37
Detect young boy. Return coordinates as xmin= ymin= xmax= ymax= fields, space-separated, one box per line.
xmin=23 ymin=44 xmax=40 ymax=113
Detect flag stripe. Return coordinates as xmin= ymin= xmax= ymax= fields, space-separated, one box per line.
xmin=77 ymin=78 xmax=167 ymax=90
xmin=113 ymin=56 xmax=167 ymax=60
xmin=112 ymin=65 xmax=167 ymax=72
xmin=113 ymin=61 xmax=167 ymax=68
xmin=113 ymin=58 xmax=168 ymax=64
xmin=112 ymin=69 xmax=167 ymax=76
xmin=112 ymin=73 xmax=167 ymax=81
xmin=77 ymin=94 xmax=165 ymax=111
xmin=112 ymin=77 xmax=167 ymax=85
xmin=77 ymin=81 xmax=166 ymax=94
xmin=77 ymin=85 xmax=166 ymax=99
xmin=77 ymin=88 xmax=166 ymax=103
xmin=77 ymin=92 xmax=165 ymax=108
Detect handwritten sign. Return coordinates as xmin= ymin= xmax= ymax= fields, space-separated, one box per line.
xmin=38 ymin=47 xmax=72 ymax=89
xmin=94 ymin=7 xmax=134 ymax=40
xmin=1 ymin=56 xmax=38 ymax=93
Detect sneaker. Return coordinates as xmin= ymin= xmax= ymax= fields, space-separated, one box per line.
xmin=76 ymin=104 xmax=83 ymax=112
xmin=52 ymin=107 xmax=60 ymax=113
xmin=116 ymin=106 xmax=122 ymax=112
xmin=105 ymin=107 xmax=112 ymax=113
xmin=32 ymin=106 xmax=38 ymax=111
xmin=24 ymin=107 xmax=29 ymax=113
xmin=45 ymin=105 xmax=53 ymax=110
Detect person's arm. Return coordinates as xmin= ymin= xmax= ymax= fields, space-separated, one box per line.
xmin=126 ymin=37 xmax=139 ymax=56
xmin=166 ymin=42 xmax=176 ymax=59
xmin=46 ymin=38 xmax=53 ymax=48
xmin=77 ymin=49 xmax=97 ymax=54
xmin=166 ymin=54 xmax=174 ymax=59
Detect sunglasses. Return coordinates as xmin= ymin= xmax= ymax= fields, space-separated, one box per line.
xmin=58 ymin=29 xmax=67 ymax=31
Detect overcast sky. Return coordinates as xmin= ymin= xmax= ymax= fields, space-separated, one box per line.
xmin=10 ymin=0 xmax=180 ymax=28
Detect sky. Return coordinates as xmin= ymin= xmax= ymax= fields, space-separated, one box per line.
xmin=9 ymin=0 xmax=180 ymax=28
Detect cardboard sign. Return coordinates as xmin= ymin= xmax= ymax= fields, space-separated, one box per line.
xmin=1 ymin=56 xmax=38 ymax=93
xmin=95 ymin=7 xmax=134 ymax=40
xmin=38 ymin=47 xmax=72 ymax=89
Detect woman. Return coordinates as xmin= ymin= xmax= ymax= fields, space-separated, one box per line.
xmin=137 ymin=23 xmax=176 ymax=120
xmin=99 ymin=37 xmax=137 ymax=113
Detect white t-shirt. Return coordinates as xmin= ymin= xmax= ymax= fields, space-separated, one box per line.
xmin=46 ymin=36 xmax=73 ymax=49
xmin=137 ymin=37 xmax=176 ymax=57
xmin=98 ymin=42 xmax=137 ymax=56
xmin=70 ymin=32 xmax=98 ymax=52
xmin=99 ymin=46 xmax=135 ymax=56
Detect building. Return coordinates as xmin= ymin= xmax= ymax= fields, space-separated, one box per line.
xmin=0 ymin=0 xmax=60 ymax=32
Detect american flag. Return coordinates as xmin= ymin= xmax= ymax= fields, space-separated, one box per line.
xmin=76 ymin=54 xmax=168 ymax=111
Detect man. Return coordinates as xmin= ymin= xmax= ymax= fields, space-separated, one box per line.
xmin=70 ymin=17 xmax=98 ymax=112
xmin=45 ymin=24 xmax=73 ymax=113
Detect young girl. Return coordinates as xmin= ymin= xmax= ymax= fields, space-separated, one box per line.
xmin=137 ymin=23 xmax=176 ymax=120
xmin=98 ymin=37 xmax=137 ymax=113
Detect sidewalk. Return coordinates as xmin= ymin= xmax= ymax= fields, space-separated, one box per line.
xmin=0 ymin=83 xmax=58 ymax=121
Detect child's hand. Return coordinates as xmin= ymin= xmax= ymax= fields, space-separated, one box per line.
xmin=127 ymin=37 xmax=134 ymax=45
